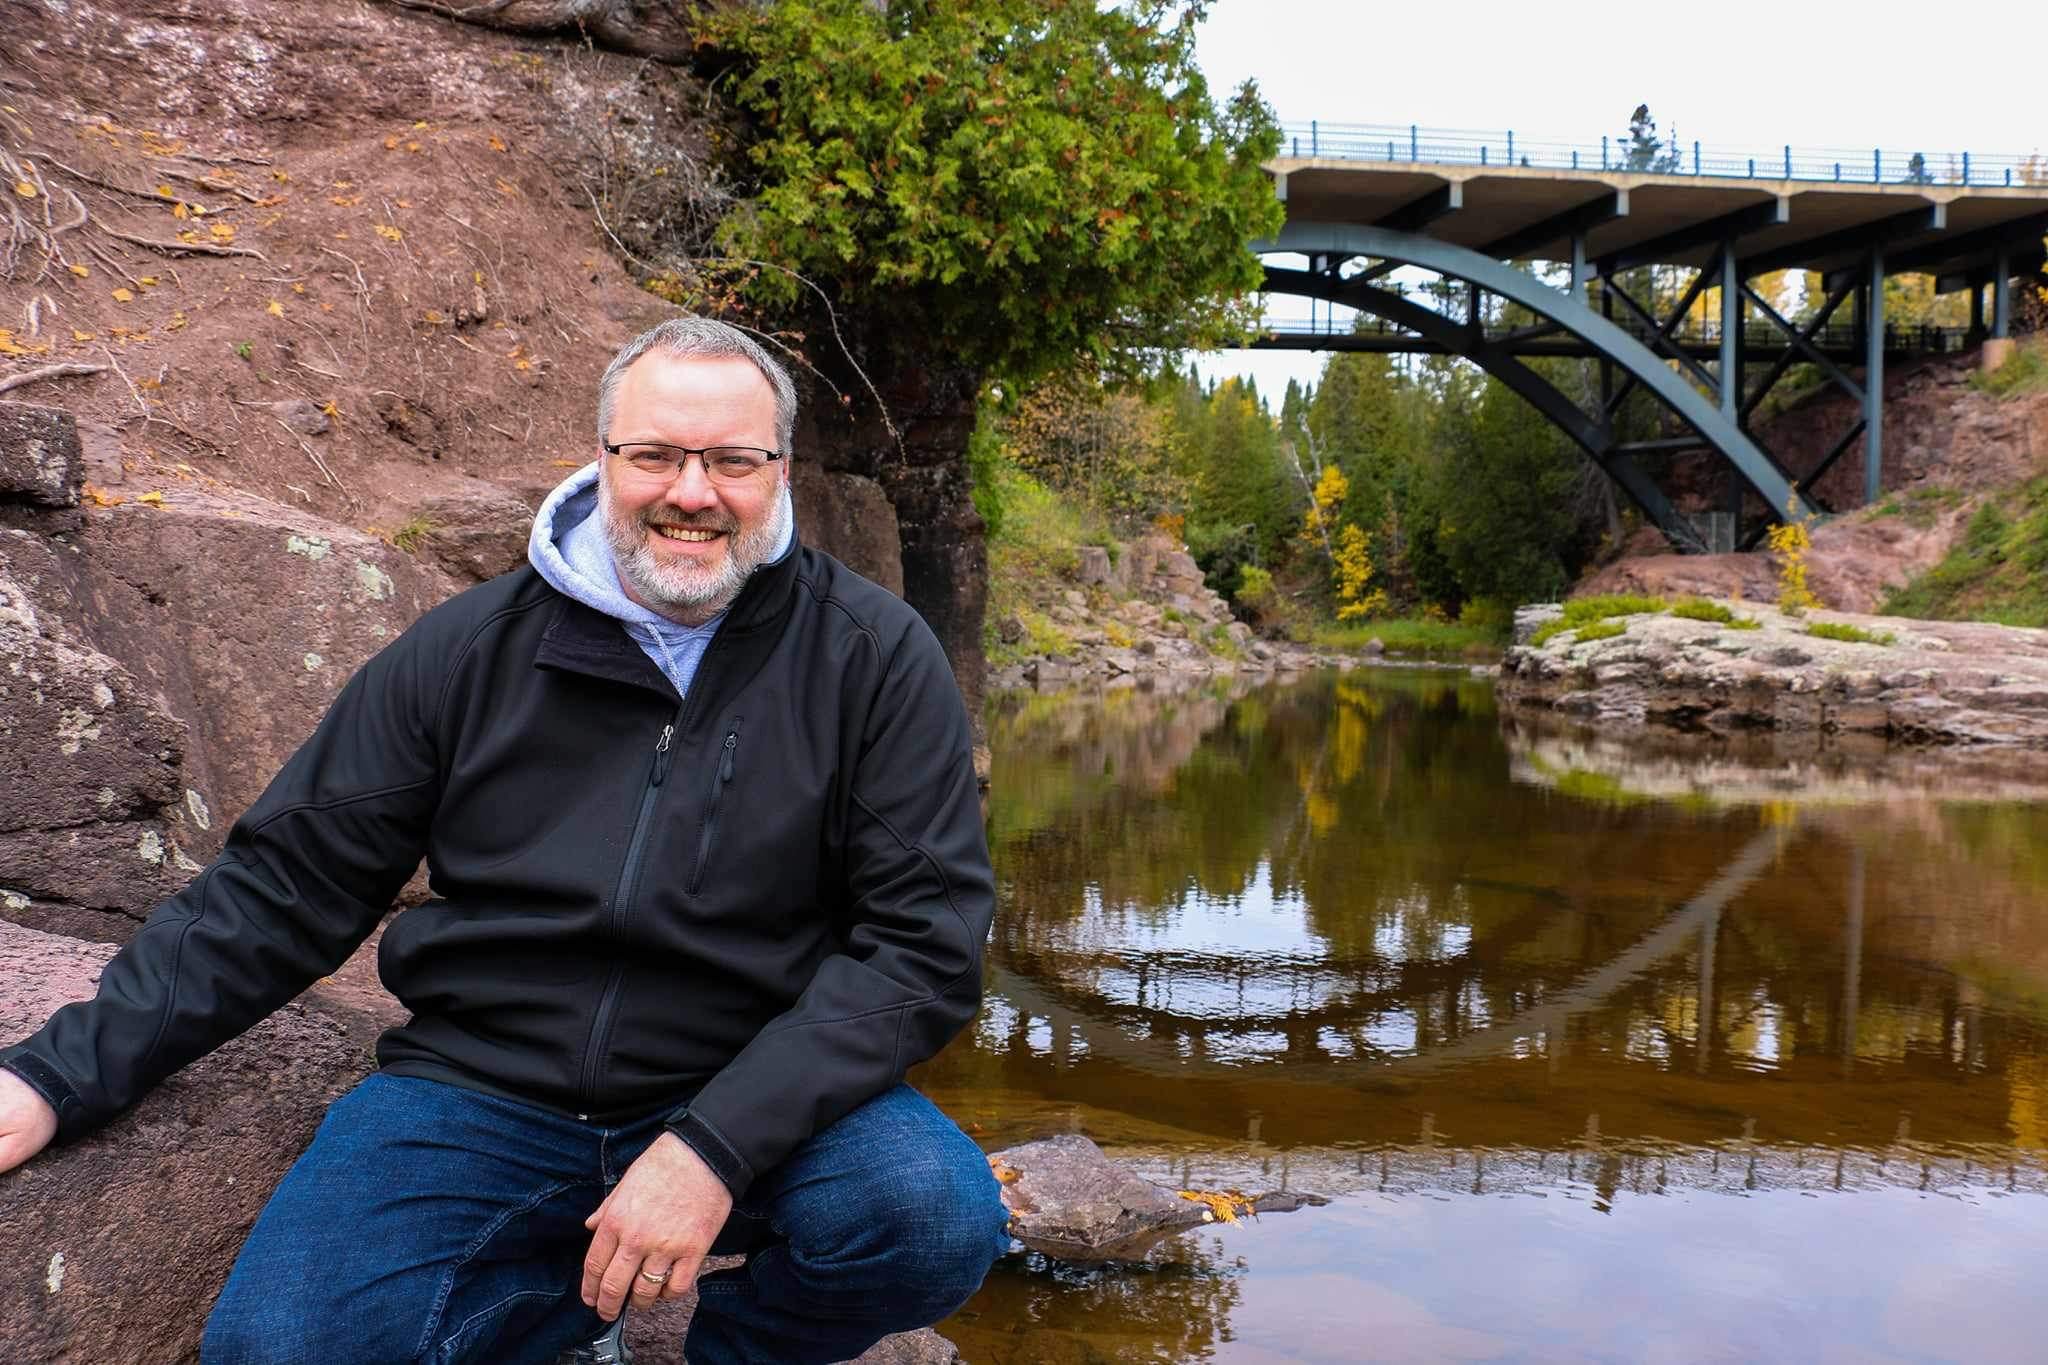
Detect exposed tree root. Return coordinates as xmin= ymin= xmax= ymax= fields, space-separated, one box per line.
xmin=99 ymin=224 xmax=267 ymax=260
xmin=0 ymin=362 xmax=107 ymax=396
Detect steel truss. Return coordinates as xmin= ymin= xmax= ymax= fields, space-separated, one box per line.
xmin=1257 ymin=222 xmax=1828 ymax=552
xmin=1255 ymin=219 xmax=2030 ymax=553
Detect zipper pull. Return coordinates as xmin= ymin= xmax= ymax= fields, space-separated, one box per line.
xmin=719 ymin=730 xmax=736 ymax=783
xmin=652 ymin=724 xmax=675 ymax=786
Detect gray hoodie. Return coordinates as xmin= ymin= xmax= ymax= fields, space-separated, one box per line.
xmin=526 ymin=461 xmax=794 ymax=698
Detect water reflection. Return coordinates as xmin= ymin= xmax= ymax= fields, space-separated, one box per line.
xmin=923 ymin=672 xmax=2048 ymax=1362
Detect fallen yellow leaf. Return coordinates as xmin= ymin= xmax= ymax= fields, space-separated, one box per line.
xmin=422 ymin=309 xmax=446 ymax=324
xmin=374 ymin=224 xmax=403 ymax=242
xmin=488 ymin=135 xmax=507 ymax=153
xmin=68 ymin=263 xmax=89 ymax=278
xmin=137 ymin=491 xmax=166 ymax=506
xmin=320 ymin=400 xmax=342 ymax=422
xmin=165 ymin=311 xmax=188 ymax=332
xmin=412 ymin=120 xmax=429 ymax=129
xmin=111 ymin=287 xmax=135 ymax=302
xmin=1176 ymin=1189 xmax=1256 ymax=1224
xmin=494 ymin=178 xmax=520 ymax=197
xmin=13 ymin=180 xmax=36 ymax=198
xmin=550 ymin=459 xmax=582 ymax=467
xmin=384 ymin=135 xmax=400 ymax=150
xmin=405 ymin=141 xmax=421 ymax=153
xmin=208 ymin=222 xmax=236 ymax=243
xmin=156 ymin=184 xmax=175 ymax=198
xmin=138 ymin=276 xmax=158 ymax=287
xmin=272 ymin=169 xmax=291 ymax=183
xmin=83 ymin=484 xmax=126 ymax=507
xmin=72 ymin=329 xmax=95 ymax=342
xmin=171 ymin=201 xmax=189 ymax=220
xmin=177 ymin=229 xmax=201 ymax=244
xmin=473 ymin=270 xmax=484 ymax=285
xmin=266 ymin=300 xmax=284 ymax=317
xmin=291 ymin=282 xmax=305 ymax=294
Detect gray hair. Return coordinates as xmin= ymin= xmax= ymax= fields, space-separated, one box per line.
xmin=595 ymin=315 xmax=798 ymax=454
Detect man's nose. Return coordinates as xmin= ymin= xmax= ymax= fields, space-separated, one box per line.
xmin=662 ymin=456 xmax=722 ymax=510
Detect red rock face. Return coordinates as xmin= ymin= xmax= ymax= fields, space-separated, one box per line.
xmin=1585 ymin=353 xmax=2048 ymax=613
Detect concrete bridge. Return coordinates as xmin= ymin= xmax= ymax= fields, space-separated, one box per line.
xmin=1252 ymin=122 xmax=2048 ymax=551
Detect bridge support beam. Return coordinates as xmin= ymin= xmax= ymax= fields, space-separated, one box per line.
xmin=1994 ymin=245 xmax=2012 ymax=338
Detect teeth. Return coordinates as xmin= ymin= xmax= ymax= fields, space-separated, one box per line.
xmin=653 ymin=526 xmax=719 ymax=542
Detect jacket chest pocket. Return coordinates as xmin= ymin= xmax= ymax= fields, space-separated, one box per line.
xmin=687 ymin=717 xmax=742 ymax=896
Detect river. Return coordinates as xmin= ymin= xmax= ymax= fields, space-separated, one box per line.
xmin=915 ymin=669 xmax=2048 ymax=1364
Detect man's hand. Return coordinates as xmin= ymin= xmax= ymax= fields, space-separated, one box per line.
xmin=581 ymin=1131 xmax=734 ymax=1322
xmin=0 ymin=1068 xmax=58 ymax=1174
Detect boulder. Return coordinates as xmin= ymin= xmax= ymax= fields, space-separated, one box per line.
xmin=0 ymin=402 xmax=84 ymax=507
xmin=411 ymin=482 xmax=537 ymax=583
xmin=791 ymin=461 xmax=904 ymax=597
xmin=988 ymin=1134 xmax=1204 ymax=1260
xmin=1498 ymin=600 xmax=2048 ymax=745
xmin=69 ymin=482 xmax=459 ymax=846
xmin=0 ymin=530 xmax=195 ymax=940
xmin=0 ymin=482 xmax=457 ymax=944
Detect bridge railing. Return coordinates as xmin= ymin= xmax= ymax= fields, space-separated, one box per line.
xmin=1259 ymin=313 xmax=1977 ymax=354
xmin=1280 ymin=121 xmax=2048 ymax=189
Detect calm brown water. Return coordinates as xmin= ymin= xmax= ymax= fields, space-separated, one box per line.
xmin=917 ymin=670 xmax=2048 ymax=1364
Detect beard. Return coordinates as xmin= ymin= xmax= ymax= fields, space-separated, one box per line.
xmin=598 ymin=472 xmax=790 ymax=624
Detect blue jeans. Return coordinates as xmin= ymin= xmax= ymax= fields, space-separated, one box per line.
xmin=200 ymin=1074 xmax=1009 ymax=1365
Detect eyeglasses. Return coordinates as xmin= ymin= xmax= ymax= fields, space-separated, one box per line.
xmin=602 ymin=442 xmax=784 ymax=484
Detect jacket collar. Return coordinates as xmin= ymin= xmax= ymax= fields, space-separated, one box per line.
xmin=534 ymin=529 xmax=804 ymax=699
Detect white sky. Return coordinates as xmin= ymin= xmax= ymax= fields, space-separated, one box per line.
xmin=1188 ymin=0 xmax=2044 ymax=398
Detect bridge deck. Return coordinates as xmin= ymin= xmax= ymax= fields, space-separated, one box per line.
xmin=1270 ymin=158 xmax=2048 ymax=283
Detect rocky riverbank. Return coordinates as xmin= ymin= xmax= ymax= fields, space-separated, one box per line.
xmin=985 ymin=532 xmax=1351 ymax=691
xmin=1498 ymin=599 xmax=2048 ymax=746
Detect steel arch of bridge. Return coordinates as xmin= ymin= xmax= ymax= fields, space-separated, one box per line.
xmin=1253 ymin=222 xmax=1824 ymax=549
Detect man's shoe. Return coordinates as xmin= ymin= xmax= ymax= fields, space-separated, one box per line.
xmin=555 ymin=1312 xmax=633 ymax=1365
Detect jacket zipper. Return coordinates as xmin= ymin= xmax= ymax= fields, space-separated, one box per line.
xmin=576 ymin=715 xmax=677 ymax=1112
xmin=688 ymin=720 xmax=742 ymax=895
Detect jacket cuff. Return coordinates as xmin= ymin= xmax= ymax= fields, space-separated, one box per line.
xmin=665 ymin=1107 xmax=755 ymax=1201
xmin=0 ymin=1049 xmax=85 ymax=1140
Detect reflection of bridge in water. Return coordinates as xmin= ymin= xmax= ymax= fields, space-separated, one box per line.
xmin=1249 ymin=121 xmax=2048 ymax=550
xmin=989 ymin=829 xmax=1779 ymax=1082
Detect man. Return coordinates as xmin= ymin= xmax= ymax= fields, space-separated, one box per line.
xmin=0 ymin=316 xmax=1009 ymax=1364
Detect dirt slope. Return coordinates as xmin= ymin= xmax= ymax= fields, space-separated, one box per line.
xmin=2 ymin=0 xmax=703 ymax=528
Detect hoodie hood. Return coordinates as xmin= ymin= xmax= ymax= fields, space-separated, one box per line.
xmin=526 ymin=461 xmax=794 ymax=694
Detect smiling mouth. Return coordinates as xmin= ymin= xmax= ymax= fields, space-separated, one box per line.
xmin=651 ymin=525 xmax=723 ymax=543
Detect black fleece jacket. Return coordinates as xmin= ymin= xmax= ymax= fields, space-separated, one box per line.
xmin=0 ymin=540 xmax=994 ymax=1197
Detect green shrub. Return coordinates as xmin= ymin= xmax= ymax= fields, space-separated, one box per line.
xmin=387 ymin=515 xmax=435 ymax=554
xmin=1882 ymin=478 xmax=2048 ymax=628
xmin=1669 ymin=597 xmax=1761 ymax=629
xmin=1968 ymin=341 xmax=2048 ymax=400
xmin=1530 ymin=594 xmax=1665 ymax=647
xmin=1575 ymin=619 xmax=1628 ymax=643
xmin=1806 ymin=621 xmax=1895 ymax=646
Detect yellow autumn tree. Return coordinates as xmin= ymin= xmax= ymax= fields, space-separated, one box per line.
xmin=1765 ymin=490 xmax=1820 ymax=615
